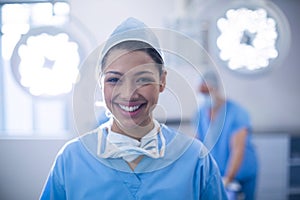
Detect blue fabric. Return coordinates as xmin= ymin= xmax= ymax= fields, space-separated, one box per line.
xmin=193 ymin=100 xmax=258 ymax=200
xmin=110 ymin=18 xmax=148 ymax=37
xmin=40 ymin=125 xmax=228 ymax=200
xmin=101 ymin=17 xmax=162 ymax=62
xmin=194 ymin=100 xmax=258 ymax=179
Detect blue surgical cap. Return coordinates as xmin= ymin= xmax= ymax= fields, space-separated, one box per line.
xmin=202 ymin=70 xmax=219 ymax=89
xmin=100 ymin=17 xmax=162 ymax=62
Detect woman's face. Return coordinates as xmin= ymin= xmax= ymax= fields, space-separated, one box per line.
xmin=101 ymin=49 xmax=166 ymax=134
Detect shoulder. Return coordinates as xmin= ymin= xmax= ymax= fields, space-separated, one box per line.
xmin=226 ymin=100 xmax=251 ymax=130
xmin=226 ymin=100 xmax=248 ymax=115
xmin=56 ymin=137 xmax=81 ymax=157
xmin=55 ymin=127 xmax=101 ymax=160
xmin=161 ymin=124 xmax=196 ymax=145
xmin=161 ymin=124 xmax=209 ymax=160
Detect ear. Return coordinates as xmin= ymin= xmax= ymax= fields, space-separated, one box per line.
xmin=159 ymin=70 xmax=167 ymax=92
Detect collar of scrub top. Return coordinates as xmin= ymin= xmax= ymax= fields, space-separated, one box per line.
xmin=79 ymin=121 xmax=204 ymax=173
xmin=97 ymin=120 xmax=166 ymax=162
xmin=99 ymin=17 xmax=163 ymax=69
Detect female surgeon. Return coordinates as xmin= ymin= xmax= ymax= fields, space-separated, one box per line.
xmin=40 ymin=18 xmax=228 ymax=200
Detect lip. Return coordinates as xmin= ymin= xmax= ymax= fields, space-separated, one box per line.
xmin=114 ymin=101 xmax=147 ymax=118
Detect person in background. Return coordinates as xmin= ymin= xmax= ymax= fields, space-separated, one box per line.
xmin=193 ymin=71 xmax=258 ymax=200
xmin=40 ymin=18 xmax=228 ymax=199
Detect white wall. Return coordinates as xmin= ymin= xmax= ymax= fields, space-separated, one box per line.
xmin=0 ymin=139 xmax=66 ymax=200
xmin=69 ymin=0 xmax=175 ymax=46
xmin=253 ymin=133 xmax=289 ymax=200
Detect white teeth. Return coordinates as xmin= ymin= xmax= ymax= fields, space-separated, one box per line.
xmin=119 ymin=104 xmax=140 ymax=112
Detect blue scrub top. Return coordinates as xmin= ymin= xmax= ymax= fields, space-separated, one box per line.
xmin=194 ymin=100 xmax=258 ymax=181
xmin=40 ymin=124 xmax=228 ymax=200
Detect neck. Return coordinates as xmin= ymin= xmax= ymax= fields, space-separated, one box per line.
xmin=111 ymin=120 xmax=155 ymax=141
xmin=215 ymin=97 xmax=225 ymax=108
xmin=127 ymin=156 xmax=144 ymax=170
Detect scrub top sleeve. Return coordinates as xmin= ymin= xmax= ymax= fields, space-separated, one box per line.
xmin=200 ymin=172 xmax=228 ymax=200
xmin=199 ymin=153 xmax=228 ymax=200
xmin=232 ymin=104 xmax=251 ymax=134
xmin=40 ymin=170 xmax=66 ymax=200
xmin=192 ymin=108 xmax=200 ymax=129
xmin=193 ymin=108 xmax=206 ymax=140
xmin=40 ymin=152 xmax=66 ymax=200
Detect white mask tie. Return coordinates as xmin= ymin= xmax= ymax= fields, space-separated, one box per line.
xmin=97 ymin=120 xmax=165 ymax=162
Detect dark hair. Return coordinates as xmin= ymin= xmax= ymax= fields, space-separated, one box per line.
xmin=101 ymin=40 xmax=164 ymax=75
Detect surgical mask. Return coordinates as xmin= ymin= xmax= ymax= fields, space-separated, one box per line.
xmin=202 ymin=94 xmax=215 ymax=108
xmin=97 ymin=120 xmax=166 ymax=162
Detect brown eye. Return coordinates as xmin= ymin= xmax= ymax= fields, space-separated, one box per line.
xmin=136 ymin=77 xmax=154 ymax=84
xmin=106 ymin=77 xmax=120 ymax=84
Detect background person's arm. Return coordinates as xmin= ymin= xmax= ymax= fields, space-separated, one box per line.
xmin=223 ymin=128 xmax=247 ymax=186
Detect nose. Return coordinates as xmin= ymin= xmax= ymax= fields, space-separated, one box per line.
xmin=118 ymin=79 xmax=138 ymax=100
xmin=199 ymin=83 xmax=209 ymax=94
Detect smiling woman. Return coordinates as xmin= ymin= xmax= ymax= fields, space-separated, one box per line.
xmin=101 ymin=45 xmax=166 ymax=138
xmin=40 ymin=17 xmax=228 ymax=200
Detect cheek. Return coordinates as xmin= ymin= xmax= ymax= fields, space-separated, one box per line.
xmin=143 ymin=86 xmax=160 ymax=102
xmin=200 ymin=85 xmax=209 ymax=94
xmin=103 ymin=86 xmax=113 ymax=105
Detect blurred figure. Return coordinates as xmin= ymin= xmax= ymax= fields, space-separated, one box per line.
xmin=193 ymin=71 xmax=258 ymax=200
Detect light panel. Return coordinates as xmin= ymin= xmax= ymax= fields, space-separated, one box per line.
xmin=12 ymin=27 xmax=81 ymax=97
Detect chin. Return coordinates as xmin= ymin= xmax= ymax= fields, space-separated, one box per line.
xmin=115 ymin=116 xmax=151 ymax=130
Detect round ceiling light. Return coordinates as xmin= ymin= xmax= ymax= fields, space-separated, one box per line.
xmin=11 ymin=27 xmax=82 ymax=97
xmin=210 ymin=0 xmax=291 ymax=74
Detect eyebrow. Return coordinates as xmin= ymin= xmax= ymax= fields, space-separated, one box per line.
xmin=104 ymin=70 xmax=154 ymax=76
xmin=134 ymin=71 xmax=155 ymax=76
xmin=104 ymin=71 xmax=123 ymax=76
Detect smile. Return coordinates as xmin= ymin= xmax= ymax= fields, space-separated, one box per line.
xmin=119 ymin=104 xmax=141 ymax=112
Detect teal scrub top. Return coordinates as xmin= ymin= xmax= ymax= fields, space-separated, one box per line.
xmin=194 ymin=100 xmax=258 ymax=181
xmin=40 ymin=124 xmax=228 ymax=200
